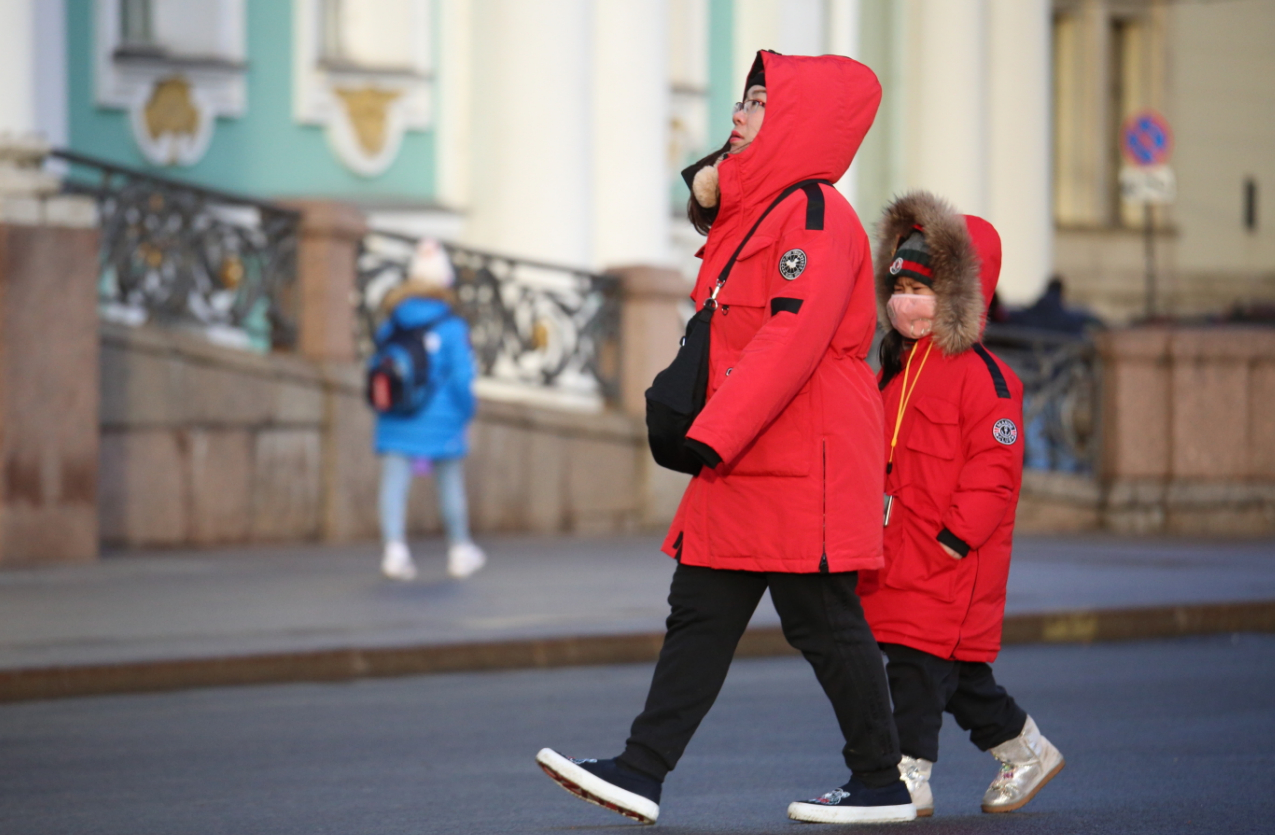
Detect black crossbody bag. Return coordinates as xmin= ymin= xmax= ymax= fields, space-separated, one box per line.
xmin=645 ymin=178 xmax=832 ymax=475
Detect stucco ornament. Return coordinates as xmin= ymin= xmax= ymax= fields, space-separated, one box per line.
xmin=324 ymin=87 xmax=411 ymax=177
xmin=131 ymin=76 xmax=216 ymax=167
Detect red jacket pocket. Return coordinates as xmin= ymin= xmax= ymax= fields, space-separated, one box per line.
xmin=723 ymin=385 xmax=813 ymax=477
xmin=882 ymin=486 xmax=962 ymax=603
xmin=905 ymin=395 xmax=959 ymax=460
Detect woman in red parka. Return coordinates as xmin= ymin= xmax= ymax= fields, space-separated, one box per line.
xmin=537 ymin=52 xmax=915 ymax=826
xmin=860 ymin=191 xmax=1065 ymax=817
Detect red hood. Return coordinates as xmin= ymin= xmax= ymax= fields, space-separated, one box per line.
xmin=716 ymin=52 xmax=881 ymax=215
xmin=964 ymin=214 xmax=1002 ymax=309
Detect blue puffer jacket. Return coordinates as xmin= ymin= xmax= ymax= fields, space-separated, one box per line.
xmin=372 ymin=296 xmax=477 ymax=460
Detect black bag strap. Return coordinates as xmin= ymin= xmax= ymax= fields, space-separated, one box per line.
xmin=704 ymin=178 xmax=833 ymax=310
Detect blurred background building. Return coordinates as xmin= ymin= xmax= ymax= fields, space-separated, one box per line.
xmin=6 ymin=0 xmax=1268 ymax=315
xmin=0 ymin=0 xmax=1273 ymax=562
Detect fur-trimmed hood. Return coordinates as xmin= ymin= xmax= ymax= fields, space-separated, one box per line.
xmin=874 ymin=191 xmax=1002 ymax=355
xmin=379 ymin=281 xmax=455 ymax=318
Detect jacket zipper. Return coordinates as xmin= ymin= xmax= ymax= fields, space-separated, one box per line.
xmin=820 ymin=440 xmax=828 ymax=573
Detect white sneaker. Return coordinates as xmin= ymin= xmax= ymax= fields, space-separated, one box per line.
xmin=899 ymin=755 xmax=934 ymax=817
xmin=981 ymin=715 xmax=1065 ymax=813
xmin=381 ymin=541 xmax=417 ymax=581
xmin=447 ymin=542 xmax=486 ymax=579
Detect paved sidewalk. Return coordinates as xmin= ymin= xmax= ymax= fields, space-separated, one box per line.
xmin=1 ymin=534 xmax=1273 ymax=700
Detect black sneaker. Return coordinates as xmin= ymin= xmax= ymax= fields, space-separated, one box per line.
xmin=536 ymin=748 xmax=661 ymax=824
xmin=788 ymin=776 xmax=917 ymax=824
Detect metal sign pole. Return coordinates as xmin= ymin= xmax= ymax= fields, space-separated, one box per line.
xmin=1144 ymin=202 xmax=1155 ymax=318
xmin=1119 ymin=110 xmax=1174 ymax=322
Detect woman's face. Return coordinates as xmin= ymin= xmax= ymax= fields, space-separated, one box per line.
xmin=892 ymin=276 xmax=936 ymax=296
xmin=729 ymin=85 xmax=766 ymax=153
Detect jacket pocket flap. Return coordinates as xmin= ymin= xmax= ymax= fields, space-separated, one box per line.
xmin=716 ymin=279 xmax=768 ymax=306
xmin=915 ymin=396 xmax=959 ymax=425
xmin=734 ymin=234 xmax=775 ymax=262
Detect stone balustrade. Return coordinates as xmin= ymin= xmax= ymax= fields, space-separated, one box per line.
xmin=1098 ymin=326 xmax=1275 ymax=534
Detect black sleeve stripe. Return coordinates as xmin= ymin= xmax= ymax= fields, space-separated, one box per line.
xmin=801 ymin=183 xmax=825 ymax=231
xmin=972 ymin=343 xmax=1011 ymax=399
xmin=937 ymin=527 xmax=971 ymax=557
xmin=771 ymin=297 xmax=804 ymax=315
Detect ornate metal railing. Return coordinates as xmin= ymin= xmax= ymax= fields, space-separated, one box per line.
xmin=357 ymin=230 xmax=621 ymax=404
xmin=982 ymin=324 xmax=1099 ymax=473
xmin=51 ymin=149 xmax=299 ymax=350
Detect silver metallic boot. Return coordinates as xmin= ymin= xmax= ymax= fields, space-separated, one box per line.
xmin=898 ymin=755 xmax=934 ymax=817
xmin=981 ymin=715 xmax=1064 ymax=813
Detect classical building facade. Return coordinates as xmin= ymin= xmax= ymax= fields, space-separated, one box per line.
xmin=5 ymin=0 xmax=1268 ymax=319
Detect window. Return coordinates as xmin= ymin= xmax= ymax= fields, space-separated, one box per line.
xmin=320 ymin=0 xmax=421 ymax=75
xmin=111 ymin=0 xmax=244 ymax=66
xmin=120 ymin=0 xmax=153 ymax=46
xmin=1052 ymin=5 xmax=1164 ymax=229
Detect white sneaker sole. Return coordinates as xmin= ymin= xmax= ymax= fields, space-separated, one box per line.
xmin=536 ymin=748 xmax=659 ymax=825
xmin=381 ymin=564 xmax=417 ymax=582
xmin=787 ymin=800 xmax=917 ymax=824
xmin=447 ymin=556 xmax=484 ymax=579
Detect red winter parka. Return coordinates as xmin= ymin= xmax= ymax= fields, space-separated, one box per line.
xmin=661 ymin=52 xmax=884 ymax=574
xmin=859 ymin=193 xmax=1024 ymax=663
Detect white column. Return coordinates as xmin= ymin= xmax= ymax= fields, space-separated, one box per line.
xmin=906 ymin=0 xmax=989 ymax=216
xmin=0 ymin=0 xmax=36 ymax=137
xmin=825 ymin=0 xmax=862 ymax=205
xmin=592 ymin=0 xmax=670 ymax=267
xmin=465 ymin=0 xmax=593 ymax=266
xmin=436 ymin=0 xmax=474 ymax=212
xmin=987 ymin=0 xmax=1051 ymax=304
xmin=733 ymin=0 xmax=779 ymax=85
xmin=33 ymin=0 xmax=67 ymax=147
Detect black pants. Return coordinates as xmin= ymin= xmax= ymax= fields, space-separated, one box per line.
xmin=880 ymin=642 xmax=1027 ymax=763
xmin=617 ymin=563 xmax=901 ymax=788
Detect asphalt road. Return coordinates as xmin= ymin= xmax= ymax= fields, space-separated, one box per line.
xmin=2 ymin=635 xmax=1274 ymax=834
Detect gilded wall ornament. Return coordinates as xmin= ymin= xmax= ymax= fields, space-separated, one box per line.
xmin=333 ymin=88 xmax=403 ymax=157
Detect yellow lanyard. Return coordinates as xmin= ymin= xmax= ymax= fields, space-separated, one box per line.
xmin=888 ymin=339 xmax=934 ymax=473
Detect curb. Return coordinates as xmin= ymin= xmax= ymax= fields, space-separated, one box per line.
xmin=2 ymin=599 xmax=1272 ymax=704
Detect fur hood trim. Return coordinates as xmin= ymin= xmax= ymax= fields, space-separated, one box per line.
xmin=379 ymin=281 xmax=455 ymax=317
xmin=692 ymin=163 xmax=720 ymax=208
xmin=874 ymin=191 xmax=985 ymax=355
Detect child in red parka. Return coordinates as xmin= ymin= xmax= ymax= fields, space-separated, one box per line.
xmin=859 ymin=192 xmax=1065 ymax=817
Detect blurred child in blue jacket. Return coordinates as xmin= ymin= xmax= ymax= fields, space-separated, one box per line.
xmin=374 ymin=239 xmax=485 ymax=581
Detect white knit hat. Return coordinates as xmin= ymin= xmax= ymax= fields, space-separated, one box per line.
xmin=407 ymin=238 xmax=455 ymax=289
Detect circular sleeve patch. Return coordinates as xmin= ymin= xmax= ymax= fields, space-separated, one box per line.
xmin=993 ymin=418 xmax=1018 ymax=445
xmin=779 ymin=249 xmax=807 ymax=280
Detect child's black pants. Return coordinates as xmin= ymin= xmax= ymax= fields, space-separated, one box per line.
xmin=880 ymin=642 xmax=1027 ymax=762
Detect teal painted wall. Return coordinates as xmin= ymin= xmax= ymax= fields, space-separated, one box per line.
xmin=707 ymin=0 xmax=736 ymax=149
xmin=66 ymin=0 xmax=436 ymax=202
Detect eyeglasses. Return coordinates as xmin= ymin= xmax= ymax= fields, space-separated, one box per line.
xmin=732 ymin=99 xmax=766 ymax=115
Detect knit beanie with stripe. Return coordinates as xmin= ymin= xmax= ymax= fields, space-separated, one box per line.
xmin=888 ymin=229 xmax=933 ymax=287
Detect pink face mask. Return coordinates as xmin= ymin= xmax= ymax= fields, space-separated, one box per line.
xmin=887 ymin=294 xmax=936 ymax=339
